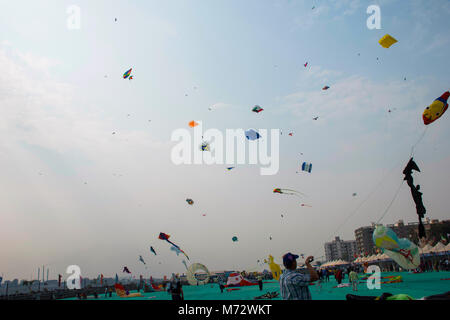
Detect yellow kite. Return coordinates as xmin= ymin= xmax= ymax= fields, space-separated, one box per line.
xmin=379 ymin=34 xmax=398 ymax=48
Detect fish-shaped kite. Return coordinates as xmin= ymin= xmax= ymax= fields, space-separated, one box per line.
xmin=158 ymin=232 xmax=190 ymax=260
xmin=423 ymin=91 xmax=449 ymax=125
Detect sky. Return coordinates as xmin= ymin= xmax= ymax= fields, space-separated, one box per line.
xmin=0 ymin=0 xmax=449 ymax=280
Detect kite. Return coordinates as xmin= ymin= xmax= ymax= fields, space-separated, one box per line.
xmin=273 ymin=188 xmax=306 ymax=198
xmin=226 ymin=167 xmax=235 ymax=171
xmin=288 ymin=133 xmax=293 ymax=136
xmin=423 ymin=91 xmax=449 ymax=125
xmin=301 ymin=162 xmax=312 ymax=173
xmin=252 ymin=105 xmax=264 ymax=113
xmin=322 ymin=86 xmax=330 ymax=90
xmin=158 ymin=232 xmax=190 ymax=260
xmin=304 ymin=62 xmax=308 ymax=67
xmin=123 ymin=267 xmax=131 ymax=274
xmin=245 ymin=129 xmax=261 ymax=141
xmin=232 ymin=236 xmax=238 ymax=242
xmin=267 ymin=255 xmax=282 ymax=281
xmin=139 ymin=255 xmax=146 ymax=265
xmin=313 ymin=116 xmax=319 ymax=120
xmin=186 ymin=198 xmax=194 ymax=205
xmin=403 ymin=158 xmax=427 ymax=238
xmin=170 ymin=245 xmax=182 ymax=256
xmin=182 ymin=260 xmax=188 ymax=270
xmin=186 ymin=263 xmax=210 ymax=286
xmin=129 ymin=76 xmax=133 ymax=80
xmin=189 ymin=121 xmax=199 ymax=128
xmin=150 ymin=246 xmax=157 ymax=255
xmin=379 ymin=34 xmax=398 ymax=48
xmin=115 ymin=284 xmax=143 ymax=298
xmin=200 ymin=142 xmax=210 ymax=152
xmin=373 ymin=225 xmax=420 ymax=270
xmin=301 ymin=204 xmax=312 ymax=207
xmin=352 ymin=193 xmax=357 ymax=197
xmin=123 ymin=68 xmax=132 ymax=79
xmin=269 ymin=236 xmax=272 ymax=240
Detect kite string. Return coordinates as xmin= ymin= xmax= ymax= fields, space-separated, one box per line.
xmin=376 ymin=179 xmax=404 ymax=224
xmin=311 ymin=154 xmax=408 ymax=258
xmin=410 ymin=126 xmax=428 ymax=157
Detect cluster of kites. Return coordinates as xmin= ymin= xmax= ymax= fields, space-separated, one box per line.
xmin=116 ymin=30 xmax=450 ymax=279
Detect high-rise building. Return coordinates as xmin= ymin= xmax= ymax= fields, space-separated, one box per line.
xmin=354 ymin=219 xmax=450 ymax=255
xmin=324 ymin=236 xmax=357 ymax=262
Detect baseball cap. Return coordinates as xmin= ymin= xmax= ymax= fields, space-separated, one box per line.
xmin=283 ymin=252 xmax=299 ymax=268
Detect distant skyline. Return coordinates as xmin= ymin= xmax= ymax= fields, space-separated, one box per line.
xmin=0 ymin=0 xmax=449 ymax=281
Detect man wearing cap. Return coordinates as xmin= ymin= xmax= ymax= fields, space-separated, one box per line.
xmin=279 ymin=253 xmax=319 ymax=300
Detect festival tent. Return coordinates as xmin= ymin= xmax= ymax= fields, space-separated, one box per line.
xmin=430 ymin=242 xmax=447 ymax=254
xmin=224 ymin=273 xmax=258 ymax=288
xmin=420 ymin=244 xmax=433 ymax=254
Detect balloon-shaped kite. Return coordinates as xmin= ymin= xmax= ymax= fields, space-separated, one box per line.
xmin=423 ymin=91 xmax=449 ymax=125
xmin=373 ymin=225 xmax=420 ymax=270
xmin=158 ymin=232 xmax=190 ymax=260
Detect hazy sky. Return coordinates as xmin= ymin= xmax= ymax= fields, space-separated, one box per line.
xmin=0 ymin=0 xmax=449 ymax=280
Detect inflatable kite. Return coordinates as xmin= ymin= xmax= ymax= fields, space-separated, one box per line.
xmin=267 ymin=255 xmax=282 ymax=281
xmin=245 ymin=129 xmax=261 ymax=141
xmin=150 ymin=246 xmax=157 ymax=255
xmin=373 ymin=225 xmax=420 ymax=270
xmin=379 ymin=34 xmax=398 ymax=48
xmin=252 ymin=105 xmax=264 ymax=113
xmin=186 ymin=263 xmax=210 ymax=286
xmin=123 ymin=68 xmax=132 ymax=79
xmin=301 ymin=162 xmax=312 ymax=173
xmin=225 ymin=273 xmax=258 ymax=288
xmin=115 ymin=283 xmax=143 ymax=298
xmin=423 ymin=91 xmax=449 ymax=125
xmin=158 ymin=232 xmax=190 ymax=260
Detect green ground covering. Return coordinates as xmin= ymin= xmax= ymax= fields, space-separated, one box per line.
xmin=64 ymin=271 xmax=450 ymax=300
